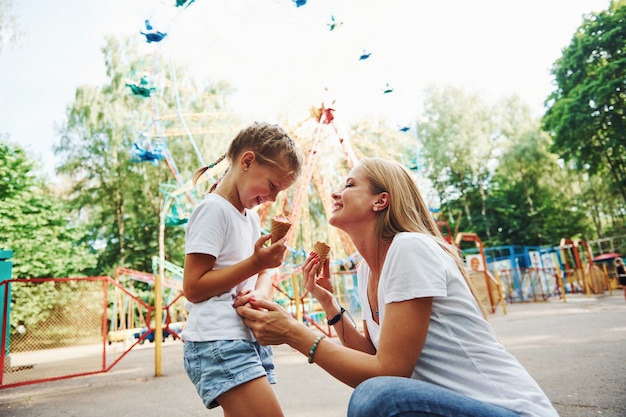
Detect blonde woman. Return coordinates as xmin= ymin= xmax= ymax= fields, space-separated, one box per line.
xmin=237 ymin=157 xmax=558 ymax=417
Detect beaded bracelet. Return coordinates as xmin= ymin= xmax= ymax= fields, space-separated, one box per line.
xmin=308 ymin=334 xmax=326 ymax=364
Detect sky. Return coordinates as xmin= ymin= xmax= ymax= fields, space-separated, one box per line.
xmin=0 ymin=0 xmax=612 ymax=178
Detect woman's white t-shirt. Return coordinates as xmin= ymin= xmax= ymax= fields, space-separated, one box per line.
xmin=358 ymin=232 xmax=558 ymax=417
xmin=181 ymin=193 xmax=261 ymax=342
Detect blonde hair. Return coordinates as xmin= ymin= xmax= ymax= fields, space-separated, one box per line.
xmin=193 ymin=122 xmax=303 ymax=193
xmin=359 ymin=157 xmax=488 ymax=318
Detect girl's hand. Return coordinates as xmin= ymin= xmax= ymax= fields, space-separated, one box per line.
xmin=233 ymin=288 xmax=265 ymax=308
xmin=303 ymin=252 xmax=334 ymax=306
xmin=251 ymin=234 xmax=287 ymax=270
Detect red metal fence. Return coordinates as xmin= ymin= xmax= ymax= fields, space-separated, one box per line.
xmin=0 ymin=276 xmax=184 ymax=389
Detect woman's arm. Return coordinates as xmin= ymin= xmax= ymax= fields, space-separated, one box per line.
xmin=318 ymin=297 xmax=375 ymax=353
xmin=301 ymin=253 xmax=375 ymax=353
xmin=238 ymin=296 xmax=432 ymax=388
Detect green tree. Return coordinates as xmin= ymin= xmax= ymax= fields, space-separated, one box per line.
xmin=543 ymin=1 xmax=626 ymax=207
xmin=0 ymin=139 xmax=96 ymax=278
xmin=0 ymin=0 xmax=19 ymax=52
xmin=417 ymin=87 xmax=593 ymax=247
xmin=487 ymin=128 xmax=592 ymax=246
xmin=55 ymin=36 xmax=241 ymax=276
xmin=417 ymin=85 xmax=502 ymax=236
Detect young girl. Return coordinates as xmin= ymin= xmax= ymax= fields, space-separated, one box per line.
xmin=181 ymin=122 xmax=303 ymax=417
xmin=238 ymin=157 xmax=559 ymax=417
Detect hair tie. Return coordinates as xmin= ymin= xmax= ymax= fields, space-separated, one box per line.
xmin=208 ymin=153 xmax=226 ymax=168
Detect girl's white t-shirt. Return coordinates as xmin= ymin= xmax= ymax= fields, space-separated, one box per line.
xmin=181 ymin=193 xmax=261 ymax=342
xmin=358 ymin=232 xmax=558 ymax=417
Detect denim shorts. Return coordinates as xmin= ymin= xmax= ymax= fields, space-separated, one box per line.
xmin=183 ymin=340 xmax=276 ymax=409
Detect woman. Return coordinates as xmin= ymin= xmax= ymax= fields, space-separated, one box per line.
xmin=236 ymin=157 xmax=558 ymax=417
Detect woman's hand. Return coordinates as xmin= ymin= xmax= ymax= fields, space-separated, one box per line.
xmin=302 ymin=252 xmax=335 ymax=306
xmin=236 ymin=298 xmax=299 ymax=345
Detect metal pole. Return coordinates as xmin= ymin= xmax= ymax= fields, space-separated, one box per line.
xmin=292 ymin=273 xmax=302 ymax=324
xmin=155 ymin=198 xmax=171 ymax=376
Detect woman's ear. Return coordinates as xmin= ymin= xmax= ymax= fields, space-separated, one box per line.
xmin=374 ymin=192 xmax=389 ymax=210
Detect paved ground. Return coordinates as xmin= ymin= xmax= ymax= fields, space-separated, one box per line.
xmin=0 ymin=292 xmax=625 ymax=417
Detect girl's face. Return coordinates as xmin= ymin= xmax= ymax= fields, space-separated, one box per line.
xmin=329 ymin=165 xmax=377 ymax=231
xmin=238 ymin=162 xmax=293 ymax=210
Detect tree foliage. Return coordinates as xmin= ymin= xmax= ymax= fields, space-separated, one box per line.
xmin=418 ymin=85 xmax=503 ymax=237
xmin=487 ymin=128 xmax=591 ymax=246
xmin=0 ymin=0 xmax=19 ymax=52
xmin=55 ymin=36 xmax=242 ymax=275
xmin=0 ymin=139 xmax=96 ymax=278
xmin=543 ymin=2 xmax=626 ymax=206
xmin=418 ymin=87 xmax=593 ymax=246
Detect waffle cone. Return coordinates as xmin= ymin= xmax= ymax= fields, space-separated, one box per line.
xmin=271 ymin=216 xmax=292 ymax=243
xmin=313 ymin=241 xmax=331 ymax=275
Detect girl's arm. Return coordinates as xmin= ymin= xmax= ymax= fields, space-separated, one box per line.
xmin=317 ymin=297 xmax=375 ymax=354
xmin=232 ymin=269 xmax=275 ymax=307
xmin=255 ymin=269 xmax=274 ymax=299
xmin=238 ymin=296 xmax=432 ymax=388
xmin=183 ymin=234 xmax=286 ymax=303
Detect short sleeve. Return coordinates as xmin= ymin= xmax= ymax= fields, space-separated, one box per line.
xmin=185 ymin=197 xmax=228 ymax=256
xmin=382 ymin=233 xmax=449 ymax=303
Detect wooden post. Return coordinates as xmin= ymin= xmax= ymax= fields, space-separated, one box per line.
xmin=493 ymin=270 xmax=507 ymax=316
xmin=602 ymin=264 xmax=613 ymax=295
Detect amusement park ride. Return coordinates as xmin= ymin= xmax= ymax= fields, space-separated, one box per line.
xmin=108 ymin=0 xmax=618 ymax=354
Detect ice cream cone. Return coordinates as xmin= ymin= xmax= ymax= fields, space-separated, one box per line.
xmin=313 ymin=241 xmax=331 ymax=275
xmin=271 ymin=215 xmax=292 ymax=244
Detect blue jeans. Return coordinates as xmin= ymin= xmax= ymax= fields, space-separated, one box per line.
xmin=348 ymin=377 xmax=519 ymax=417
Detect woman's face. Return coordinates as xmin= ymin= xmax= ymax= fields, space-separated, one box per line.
xmin=329 ymin=165 xmax=378 ymax=231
